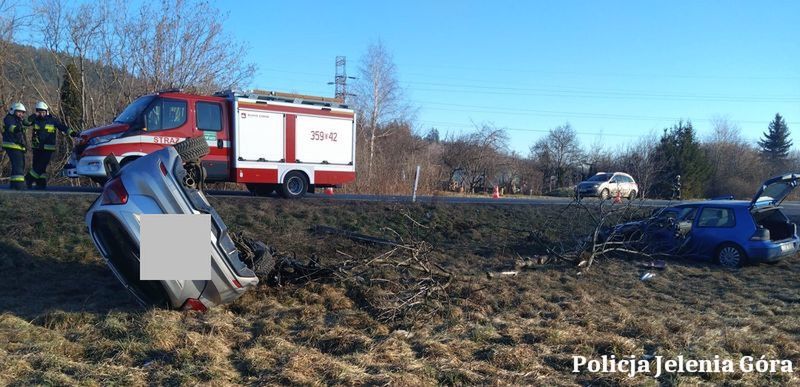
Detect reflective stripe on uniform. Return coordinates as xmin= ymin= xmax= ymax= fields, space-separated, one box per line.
xmin=28 ymin=170 xmax=41 ymax=179
xmin=43 ymin=144 xmax=56 ymax=151
xmin=44 ymin=124 xmax=56 ymax=133
xmin=2 ymin=142 xmax=24 ymax=150
xmin=9 ymin=175 xmax=25 ymax=182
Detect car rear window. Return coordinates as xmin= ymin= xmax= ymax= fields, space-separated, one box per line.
xmin=698 ymin=207 xmax=736 ymax=228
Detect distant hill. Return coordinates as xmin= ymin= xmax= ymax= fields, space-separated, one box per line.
xmin=0 ymin=41 xmax=139 ymax=123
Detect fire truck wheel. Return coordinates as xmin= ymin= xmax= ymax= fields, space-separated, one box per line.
xmin=280 ymin=171 xmax=308 ymax=199
xmin=174 ymin=136 xmax=210 ymax=163
xmin=120 ymin=156 xmax=140 ymax=167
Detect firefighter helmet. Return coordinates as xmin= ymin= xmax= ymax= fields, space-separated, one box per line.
xmin=10 ymin=102 xmax=25 ymax=112
xmin=35 ymin=101 xmax=49 ymax=111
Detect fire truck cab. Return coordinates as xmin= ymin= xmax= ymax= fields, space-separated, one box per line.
xmin=65 ymin=89 xmax=356 ymax=198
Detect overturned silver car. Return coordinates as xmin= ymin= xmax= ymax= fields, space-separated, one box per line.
xmin=85 ymin=137 xmax=274 ymax=311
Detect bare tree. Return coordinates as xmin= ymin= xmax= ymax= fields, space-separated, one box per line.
xmin=0 ymin=0 xmax=25 ymax=178
xmin=11 ymin=0 xmax=256 ymax=187
xmin=618 ymin=133 xmax=662 ymax=198
xmin=30 ymin=0 xmax=104 ymax=127
xmin=703 ymin=117 xmax=764 ymax=198
xmin=530 ymin=123 xmax=583 ymax=190
xmin=352 ymin=41 xmax=408 ymax=184
xmin=127 ymin=0 xmax=256 ymax=93
xmin=441 ymin=124 xmax=509 ymax=193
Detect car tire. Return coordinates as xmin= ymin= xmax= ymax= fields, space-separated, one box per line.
xmin=174 ymin=136 xmax=210 ymax=163
xmin=628 ymin=190 xmax=637 ymax=200
xmin=600 ymin=189 xmax=610 ymax=200
xmin=716 ymin=243 xmax=747 ymax=268
xmin=253 ymin=247 xmax=276 ymax=278
xmin=246 ymin=183 xmax=276 ymax=196
xmin=280 ymin=171 xmax=308 ymax=199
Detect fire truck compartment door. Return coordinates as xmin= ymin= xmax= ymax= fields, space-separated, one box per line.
xmin=237 ymin=110 xmax=285 ymax=162
xmin=294 ymin=116 xmax=354 ymax=165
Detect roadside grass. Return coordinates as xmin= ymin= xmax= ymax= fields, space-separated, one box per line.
xmin=0 ymin=192 xmax=797 ymax=385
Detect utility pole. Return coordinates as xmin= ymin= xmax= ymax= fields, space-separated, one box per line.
xmin=328 ymin=56 xmax=356 ymax=103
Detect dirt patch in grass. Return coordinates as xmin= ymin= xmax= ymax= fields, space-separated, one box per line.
xmin=0 ymin=192 xmax=798 ymax=385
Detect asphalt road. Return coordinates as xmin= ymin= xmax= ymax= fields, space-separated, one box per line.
xmin=2 ymin=185 xmax=800 ymax=217
xmin=0 ymin=185 xmax=672 ymax=205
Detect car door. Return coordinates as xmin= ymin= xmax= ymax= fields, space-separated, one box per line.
xmin=142 ymin=98 xmax=191 ymax=142
xmin=194 ymin=100 xmax=231 ymax=181
xmin=609 ymin=175 xmax=621 ymax=196
xmin=621 ymin=176 xmax=633 ymax=196
xmin=684 ymin=206 xmax=738 ymax=259
xmin=641 ymin=208 xmax=681 ymax=252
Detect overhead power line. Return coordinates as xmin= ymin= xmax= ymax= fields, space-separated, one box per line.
xmin=262 ymin=67 xmax=800 ymax=103
xmin=417 ymin=101 xmax=800 ymax=125
xmin=399 ymin=63 xmax=800 ymax=81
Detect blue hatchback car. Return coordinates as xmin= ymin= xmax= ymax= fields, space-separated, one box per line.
xmin=610 ymin=174 xmax=800 ymax=267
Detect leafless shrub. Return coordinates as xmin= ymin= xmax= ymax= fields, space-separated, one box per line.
xmin=517 ymin=197 xmax=685 ymax=272
xmin=441 ymin=123 xmax=510 ymax=194
xmin=530 ymin=123 xmax=584 ymax=190
xmin=336 ymin=232 xmax=452 ymax=325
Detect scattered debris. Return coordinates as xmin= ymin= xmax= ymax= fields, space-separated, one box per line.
xmin=640 ymin=272 xmax=656 ymax=281
xmin=235 ymin=219 xmax=453 ymax=326
xmin=233 ymin=231 xmax=334 ymax=286
xmin=486 ymin=270 xmax=519 ymax=279
xmin=641 ymin=260 xmax=666 ymax=270
xmin=313 ymin=225 xmax=401 ymax=247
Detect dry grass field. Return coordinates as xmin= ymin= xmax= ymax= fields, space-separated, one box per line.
xmin=0 ymin=192 xmax=797 ymax=386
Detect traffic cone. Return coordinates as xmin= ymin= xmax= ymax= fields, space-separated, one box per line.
xmin=324 ymin=187 xmax=334 ymax=195
xmin=492 ymin=186 xmax=500 ymax=199
xmin=613 ymin=190 xmax=622 ymax=204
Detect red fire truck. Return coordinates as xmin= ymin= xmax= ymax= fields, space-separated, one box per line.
xmin=65 ymin=90 xmax=356 ymax=198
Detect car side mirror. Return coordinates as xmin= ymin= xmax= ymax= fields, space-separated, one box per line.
xmin=103 ymin=153 xmax=121 ymax=178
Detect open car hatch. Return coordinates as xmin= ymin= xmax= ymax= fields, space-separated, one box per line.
xmin=750 ymin=173 xmax=800 ymax=210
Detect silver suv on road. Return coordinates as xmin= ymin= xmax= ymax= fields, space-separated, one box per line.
xmin=575 ymin=172 xmax=638 ymax=200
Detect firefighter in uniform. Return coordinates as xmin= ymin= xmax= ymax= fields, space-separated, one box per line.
xmin=2 ymin=102 xmax=32 ymax=190
xmin=26 ymin=101 xmax=78 ymax=190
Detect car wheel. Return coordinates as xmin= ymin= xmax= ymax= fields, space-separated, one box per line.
xmin=174 ymin=136 xmax=210 ymax=163
xmin=716 ymin=243 xmax=747 ymax=268
xmin=600 ymin=189 xmax=610 ymax=200
xmin=253 ymin=248 xmax=276 ymax=278
xmin=280 ymin=171 xmax=308 ymax=199
xmin=628 ymin=190 xmax=637 ymax=200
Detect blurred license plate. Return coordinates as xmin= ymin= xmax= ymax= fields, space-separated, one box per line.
xmin=780 ymin=243 xmax=793 ymax=252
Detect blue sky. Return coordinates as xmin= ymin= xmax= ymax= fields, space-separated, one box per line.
xmin=220 ymin=1 xmax=799 ymax=154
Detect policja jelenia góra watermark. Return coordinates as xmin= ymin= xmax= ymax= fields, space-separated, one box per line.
xmin=573 ymin=355 xmax=793 ymax=378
